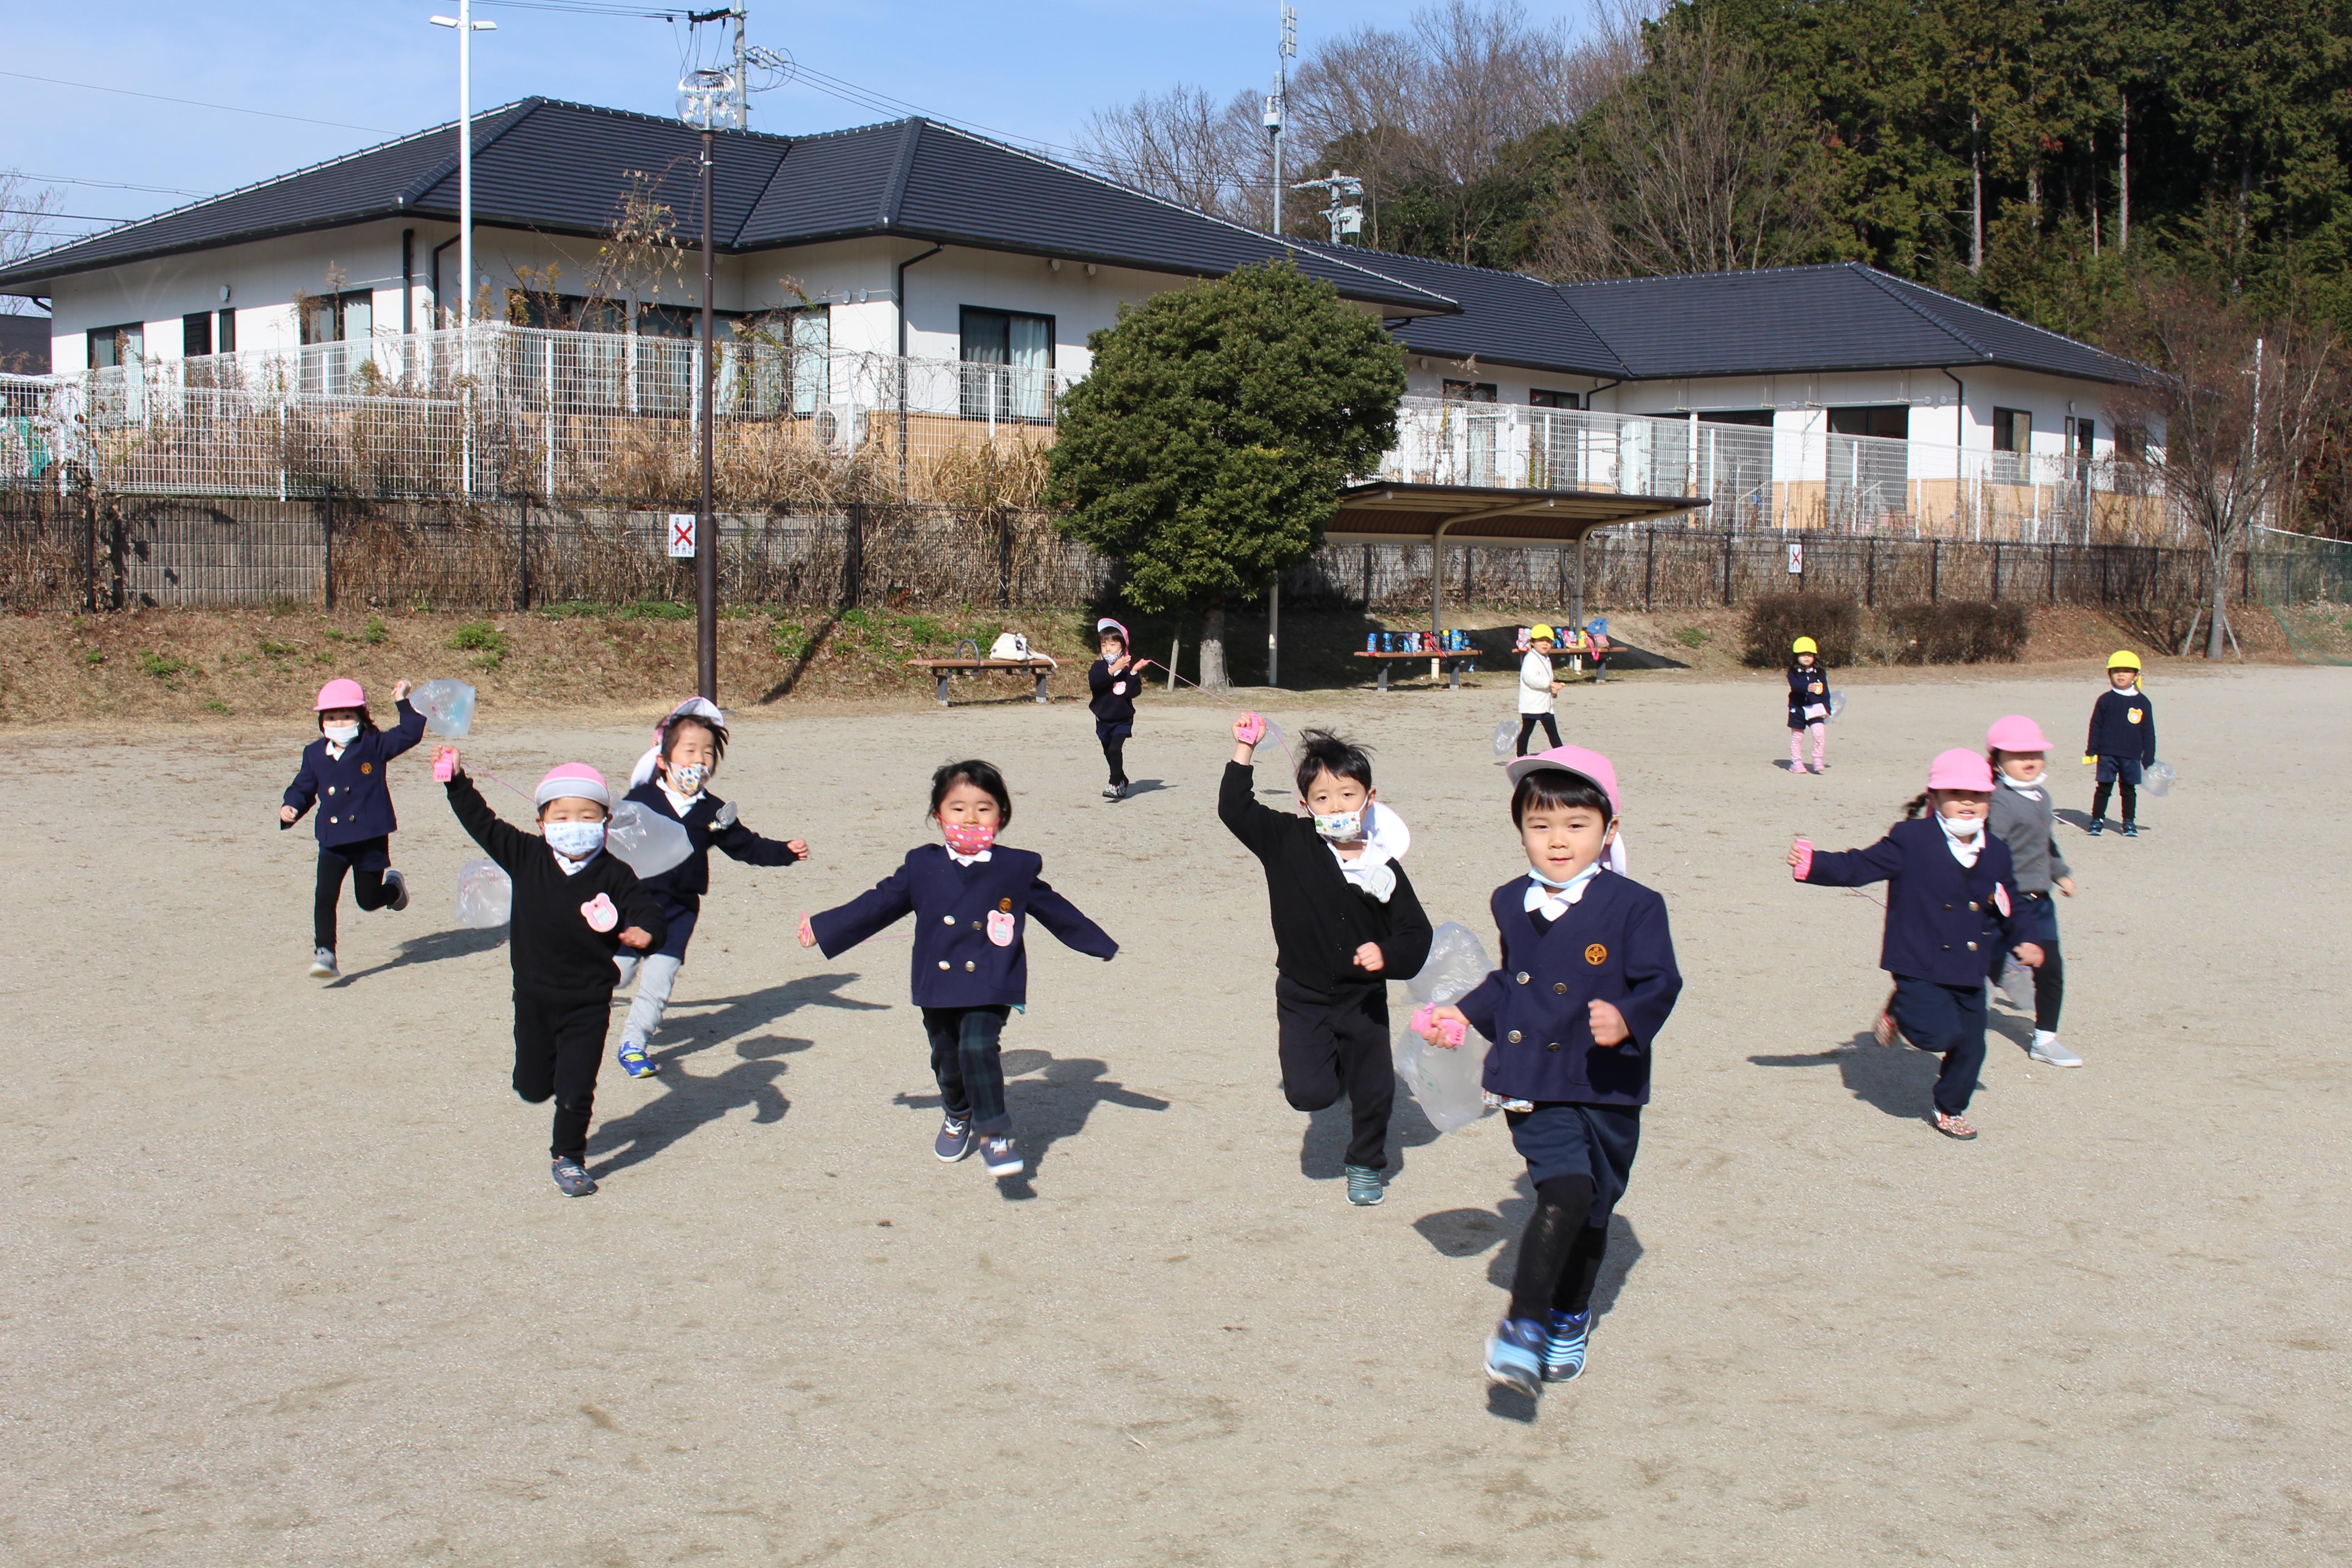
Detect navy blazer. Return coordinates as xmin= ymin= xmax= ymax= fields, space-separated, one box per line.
xmin=621 ymin=781 xmax=800 ymax=910
xmin=1787 ymin=664 xmax=1830 ymax=725
xmin=810 ymin=844 xmax=1117 ymax=1008
xmin=281 ymin=700 xmax=426 ymax=847
xmin=2086 ymin=687 xmax=2156 ymax=763
xmin=1803 ymin=817 xmax=2027 ymax=986
xmin=1455 ymin=870 xmax=1681 ymax=1107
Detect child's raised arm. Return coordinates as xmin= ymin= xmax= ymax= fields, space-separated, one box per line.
xmin=1026 ymin=877 xmax=1117 ymax=961
xmin=382 ymin=681 xmax=426 ymax=758
xmin=807 ymin=859 xmax=916 ymax=957
xmin=439 ymin=750 xmax=531 ymax=872
xmin=1792 ymin=833 xmax=1905 ymax=888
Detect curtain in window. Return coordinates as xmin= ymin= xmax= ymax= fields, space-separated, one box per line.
xmin=790 ymin=305 xmax=829 ymax=416
xmin=1008 ymin=313 xmax=1050 ymax=421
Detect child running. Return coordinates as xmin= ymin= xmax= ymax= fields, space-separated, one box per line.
xmin=1085 ymin=618 xmax=1153 ymax=801
xmin=1787 ymin=749 xmax=2045 ymax=1141
xmin=1418 ymin=745 xmax=1681 ymax=1395
xmin=799 ymin=759 xmax=1117 ymax=1177
xmin=611 ymin=698 xmax=809 ymax=1080
xmin=1221 ymin=718 xmax=1433 ymax=1206
xmin=1985 ymin=715 xmax=2081 ymax=1068
xmin=2084 ymin=650 xmax=2156 ymax=836
xmin=439 ymin=752 xmax=666 ymax=1197
xmin=279 ymin=677 xmax=425 ymax=980
xmin=1514 ymin=626 xmax=1565 ymax=756
xmin=1786 ymin=637 xmax=1831 ymax=775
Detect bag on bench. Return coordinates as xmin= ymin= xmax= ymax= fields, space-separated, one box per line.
xmin=989 ymin=631 xmax=1056 ymax=668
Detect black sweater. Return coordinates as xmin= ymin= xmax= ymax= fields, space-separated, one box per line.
xmin=2086 ymin=686 xmax=2156 ymax=763
xmin=446 ymin=774 xmax=668 ymax=1004
xmin=1088 ymin=657 xmax=1142 ymax=727
xmin=1218 ymin=760 xmax=1433 ymax=995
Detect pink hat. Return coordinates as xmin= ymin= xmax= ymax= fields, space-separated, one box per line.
xmin=1095 ymin=617 xmax=1131 ymax=646
xmin=314 ymin=677 xmax=367 ymax=711
xmin=534 ymin=762 xmax=611 ymax=807
xmin=1926 ymin=748 xmax=1995 ymax=791
xmin=1986 ymin=715 xmax=2053 ymax=753
xmin=1503 ymin=744 xmax=1621 ymax=817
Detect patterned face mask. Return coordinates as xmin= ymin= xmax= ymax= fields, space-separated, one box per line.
xmin=670 ymin=762 xmax=710 ymax=795
xmin=1313 ymin=810 xmax=1364 ymax=842
xmin=941 ymin=820 xmax=996 ymax=856
xmin=544 ymin=820 xmax=607 ymax=859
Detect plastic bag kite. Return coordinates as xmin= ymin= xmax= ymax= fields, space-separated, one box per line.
xmin=1392 ymin=921 xmax=1497 ymax=1133
xmin=606 ymin=800 xmax=694 ymax=878
xmin=454 ymin=856 xmax=512 ymax=927
xmin=410 ymin=679 xmax=477 ymax=739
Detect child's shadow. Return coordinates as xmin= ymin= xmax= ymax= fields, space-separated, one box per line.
xmin=2053 ymin=808 xmax=2107 ymax=832
xmin=1749 ymin=1032 xmax=1966 ymax=1119
xmin=1118 ymin=778 xmax=1174 ymax=798
xmin=892 ymin=1047 xmax=1169 ymax=1199
xmin=327 ymin=924 xmax=506 ymax=987
xmin=1298 ymin=1088 xmax=1446 ymax=1184
xmin=1407 ymin=1179 xmax=1646 ymax=1425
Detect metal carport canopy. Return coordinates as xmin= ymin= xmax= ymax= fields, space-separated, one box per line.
xmin=1325 ymin=480 xmax=1710 ymax=546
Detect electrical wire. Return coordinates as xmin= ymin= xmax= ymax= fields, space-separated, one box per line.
xmin=14 ymin=175 xmax=211 ymax=198
xmin=0 ymin=205 xmax=147 ymax=223
xmin=0 ymin=70 xmax=386 ymax=133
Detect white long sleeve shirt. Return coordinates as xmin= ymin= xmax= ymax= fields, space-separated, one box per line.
xmin=1518 ymin=650 xmax=1556 ymax=714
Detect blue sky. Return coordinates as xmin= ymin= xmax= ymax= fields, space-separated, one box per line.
xmin=4 ymin=0 xmax=1584 ymax=251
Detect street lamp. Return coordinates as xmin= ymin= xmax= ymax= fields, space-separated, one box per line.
xmin=428 ymin=5 xmax=497 ymax=342
xmin=678 ymin=64 xmax=741 ymax=703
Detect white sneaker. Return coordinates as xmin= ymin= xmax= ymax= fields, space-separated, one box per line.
xmin=308 ymin=946 xmax=339 ymax=980
xmin=2027 ymin=1032 xmax=2082 ymax=1068
xmin=382 ymin=868 xmax=410 ymax=912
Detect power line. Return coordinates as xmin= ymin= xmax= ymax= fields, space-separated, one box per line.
xmin=0 ymin=70 xmax=387 ymax=133
xmin=11 ymin=174 xmax=210 ymax=198
xmin=0 ymin=205 xmax=147 ymax=223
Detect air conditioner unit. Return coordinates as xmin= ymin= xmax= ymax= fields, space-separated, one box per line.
xmin=812 ymin=402 xmax=866 ymax=454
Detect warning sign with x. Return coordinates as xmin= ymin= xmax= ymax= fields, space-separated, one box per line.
xmin=668 ymin=513 xmax=697 ymax=558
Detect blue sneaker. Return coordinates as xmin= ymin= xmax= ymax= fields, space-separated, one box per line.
xmin=617 ymin=1039 xmax=656 ymax=1079
xmin=934 ymin=1113 xmax=974 ymax=1162
xmin=1483 ymin=1317 xmax=1547 ymax=1396
xmin=2086 ymin=817 xmax=2105 ymax=836
xmin=550 ymin=1157 xmax=597 ymax=1197
xmin=1345 ymin=1165 xmax=1386 ymax=1206
xmin=2122 ymin=821 xmax=2138 ymax=838
xmin=981 ymin=1135 xmax=1024 ymax=1176
xmin=1543 ymin=1310 xmax=1591 ymax=1382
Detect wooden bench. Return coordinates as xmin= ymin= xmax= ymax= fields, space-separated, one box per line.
xmin=1352 ymin=649 xmax=1483 ymax=691
xmin=906 ymin=657 xmax=1057 ymax=707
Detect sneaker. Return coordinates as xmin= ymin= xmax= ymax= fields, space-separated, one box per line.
xmin=2122 ymin=821 xmax=2139 ymax=838
xmin=1345 ymin=1164 xmax=1386 ymax=1205
xmin=308 ymin=946 xmax=339 ymax=980
xmin=1100 ymin=784 xmax=1118 ymax=799
xmin=617 ymin=1038 xmax=657 ymax=1079
xmin=2086 ymin=817 xmax=2105 ymax=836
xmin=935 ymin=1114 xmax=974 ymax=1162
xmin=981 ymin=1135 xmax=1024 ymax=1176
xmin=1483 ymin=1317 xmax=1547 ymax=1396
xmin=1111 ymin=783 xmax=1128 ymax=800
xmin=1929 ymin=1107 xmax=1980 ymax=1141
xmin=2028 ymin=1032 xmax=2082 ymax=1068
xmin=550 ymin=1157 xmax=598 ymax=1196
xmin=1543 ymin=1309 xmax=1592 ymax=1382
xmin=382 ymin=868 xmax=410 ymax=912
xmin=1808 ymin=761 xmax=1825 ymax=774
xmin=1872 ymin=1007 xmax=1904 ymax=1048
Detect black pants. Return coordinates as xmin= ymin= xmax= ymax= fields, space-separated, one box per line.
xmin=1891 ymin=974 xmax=1989 ymax=1115
xmin=922 ymin=1004 xmax=1013 ymax=1134
xmin=1275 ymin=977 xmax=1393 ymax=1171
xmin=514 ymin=995 xmax=611 ymax=1162
xmin=1101 ymin=732 xmax=1129 ymax=787
xmin=1515 ymin=712 xmax=1562 ymax=756
xmin=314 ymin=836 xmax=391 ymax=950
xmin=1508 ymin=1173 xmax=1613 ymax=1321
xmin=2090 ymin=779 xmax=2137 ymax=823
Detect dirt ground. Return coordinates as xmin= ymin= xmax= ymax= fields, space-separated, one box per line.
xmin=3 ymin=661 xmax=2347 ymax=1566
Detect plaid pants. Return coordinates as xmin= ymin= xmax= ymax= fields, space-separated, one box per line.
xmin=922 ymin=1005 xmax=1014 ymax=1134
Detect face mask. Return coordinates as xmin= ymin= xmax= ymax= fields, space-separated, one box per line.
xmin=544 ymin=820 xmax=607 ymax=859
xmin=941 ymin=820 xmax=996 ymax=856
xmin=1313 ymin=810 xmax=1364 ymax=842
xmin=669 ymin=763 xmax=710 ymax=795
xmin=1939 ymin=811 xmax=1984 ymax=840
xmin=323 ymin=722 xmax=360 ymax=746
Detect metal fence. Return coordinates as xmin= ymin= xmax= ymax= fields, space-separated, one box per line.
xmin=2 ymin=325 xmax=2177 ymax=543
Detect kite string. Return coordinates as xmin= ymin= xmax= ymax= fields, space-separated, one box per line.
xmin=1152 ymin=661 xmax=1297 ymax=770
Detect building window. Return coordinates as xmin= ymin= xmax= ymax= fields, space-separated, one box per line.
xmin=1990 ymin=407 xmax=2032 ymax=451
xmin=182 ymin=312 xmax=213 ymax=358
xmin=217 ymin=309 xmax=236 ymax=353
xmin=87 ymin=322 xmax=144 ymax=369
xmin=1441 ymin=379 xmax=1498 ymax=402
xmin=1700 ymin=409 xmax=1774 ymax=427
xmin=960 ymin=306 xmax=1054 ymax=422
xmin=1529 ymin=388 xmax=1580 ymax=409
xmin=2063 ymin=416 xmax=2095 ymax=455
xmin=1828 ymin=405 xmax=1908 ymax=440
xmin=300 ymin=289 xmax=374 ymax=347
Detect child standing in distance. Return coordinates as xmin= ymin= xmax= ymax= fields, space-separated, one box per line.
xmin=1787 ymin=637 xmax=1831 ymax=775
xmin=280 ymin=677 xmax=425 ymax=980
xmin=438 ymin=754 xmax=666 ymax=1197
xmin=1787 ymin=749 xmax=2045 ymax=1142
xmin=1985 ymin=715 xmax=2081 ymax=1068
xmin=1221 ymin=720 xmax=1433 ymax=1206
xmin=611 ymin=699 xmax=810 ymax=1080
xmin=1420 ymin=745 xmax=1681 ymax=1395
xmin=1515 ymin=626 xmax=1566 ymax=756
xmin=800 ymin=760 xmax=1117 ymax=1178
xmin=2085 ymin=650 xmax=2156 ymax=836
xmin=1086 ymin=617 xmax=1153 ymax=801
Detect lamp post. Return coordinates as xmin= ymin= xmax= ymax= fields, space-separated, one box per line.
xmin=679 ymin=65 xmax=740 ymax=703
xmin=428 ymin=5 xmax=496 ymax=343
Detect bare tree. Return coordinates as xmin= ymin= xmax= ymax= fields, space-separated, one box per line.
xmin=2108 ymin=279 xmax=2342 ymax=658
xmin=1078 ymin=85 xmax=1264 ymax=223
xmin=0 ymin=168 xmax=65 ymax=316
xmin=1531 ymin=15 xmax=1831 ymax=280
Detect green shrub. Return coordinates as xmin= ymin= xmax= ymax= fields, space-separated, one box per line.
xmin=1742 ymin=593 xmax=1861 ymax=667
xmin=81 ymin=647 xmax=104 ymax=666
xmin=1879 ymin=601 xmax=2030 ymax=664
xmin=257 ymin=635 xmax=301 ymax=658
xmin=447 ymin=621 xmax=507 ymax=654
xmin=204 ymin=699 xmax=231 ymax=714
xmin=1673 ymin=625 xmax=1711 ymax=651
xmin=364 ymin=615 xmax=389 ymax=645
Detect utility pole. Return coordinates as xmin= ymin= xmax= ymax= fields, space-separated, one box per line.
xmin=1292 ymin=170 xmax=1363 ymax=245
xmin=1264 ymin=4 xmax=1296 ymax=236
xmin=428 ymin=4 xmax=497 ymax=343
xmin=678 ymin=29 xmax=743 ymax=703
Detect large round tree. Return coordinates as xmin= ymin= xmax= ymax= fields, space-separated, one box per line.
xmin=1044 ymin=259 xmax=1407 ymax=689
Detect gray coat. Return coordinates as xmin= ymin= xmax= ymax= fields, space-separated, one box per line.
xmin=1988 ymin=779 xmax=2072 ymax=893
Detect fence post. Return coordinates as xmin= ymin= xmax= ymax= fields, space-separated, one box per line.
xmin=846 ymin=501 xmax=864 ymax=607
xmin=107 ymin=503 xmax=126 ymax=611
xmin=1865 ymin=535 xmax=1875 ymax=608
xmin=2241 ymin=547 xmax=2250 ymax=604
xmin=1642 ymin=527 xmax=1654 ymax=612
xmin=1721 ymin=529 xmax=1733 ymax=608
xmin=1361 ymin=542 xmax=1372 ymax=609
xmin=2049 ymin=541 xmax=2057 ymax=604
xmin=516 ymin=493 xmax=531 ymax=611
xmin=83 ymin=487 xmax=97 ymax=613
xmin=1989 ymin=540 xmax=1999 ymax=601
xmin=322 ymin=485 xmax=336 ymax=610
xmin=997 ymin=510 xmax=1011 ymax=608
xmin=1929 ymin=539 xmax=1939 ymax=603
xmin=2101 ymin=546 xmax=2111 ymax=605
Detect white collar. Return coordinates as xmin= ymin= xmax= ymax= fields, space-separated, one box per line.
xmin=1998 ymin=772 xmax=2046 ymax=798
xmin=324 ymin=739 xmax=347 ymax=761
xmin=946 ymin=847 xmax=993 ymax=867
xmin=660 ymin=781 xmax=701 ymax=816
xmin=554 ymin=848 xmax=601 ymax=876
xmin=1524 ymin=861 xmax=1603 ymax=916
xmin=1936 ymin=813 xmax=1984 ymax=867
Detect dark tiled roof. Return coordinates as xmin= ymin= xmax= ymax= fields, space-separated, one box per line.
xmin=0 ymin=100 xmax=1455 ymax=316
xmin=1292 ymin=242 xmax=1630 ymax=379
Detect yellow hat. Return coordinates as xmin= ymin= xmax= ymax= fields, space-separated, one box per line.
xmin=1792 ymin=636 xmax=1818 ymax=655
xmin=1530 ymin=624 xmax=1555 ymax=642
xmin=2108 ymin=649 xmax=2142 ymax=671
